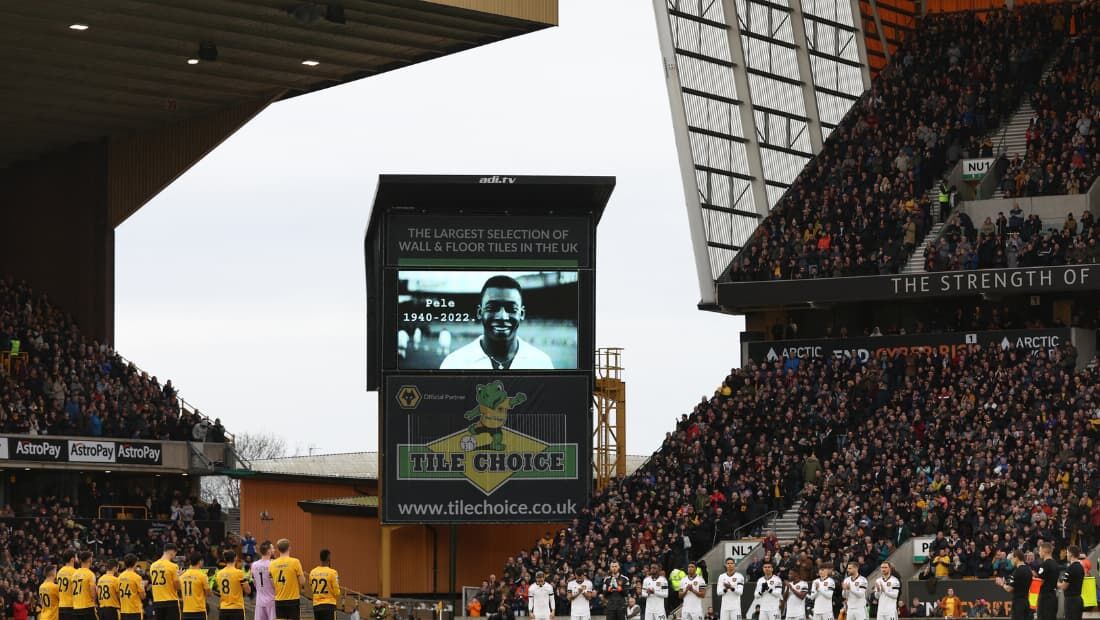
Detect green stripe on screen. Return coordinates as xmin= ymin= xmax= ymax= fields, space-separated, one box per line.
xmin=397 ymin=258 xmax=579 ymax=268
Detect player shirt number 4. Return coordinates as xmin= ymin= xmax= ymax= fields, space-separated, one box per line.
xmin=271 ymin=556 xmax=305 ymax=601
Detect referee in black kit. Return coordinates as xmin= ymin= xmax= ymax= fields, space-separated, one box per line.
xmin=1036 ymin=542 xmax=1060 ymax=620
xmin=1059 ymin=545 xmax=1086 ymax=620
xmin=996 ymin=550 xmax=1032 ymax=620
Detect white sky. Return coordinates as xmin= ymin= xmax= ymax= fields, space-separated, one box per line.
xmin=115 ymin=0 xmax=745 ymax=457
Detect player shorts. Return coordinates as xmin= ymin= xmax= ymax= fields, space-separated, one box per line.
xmin=121 ymin=613 xmax=144 ymax=620
xmin=682 ymin=613 xmax=704 ymax=620
xmin=533 ymin=614 xmax=551 ymax=620
xmin=153 ymin=601 xmax=181 ymax=620
xmin=255 ymin=602 xmax=275 ymax=620
xmin=813 ymin=613 xmax=835 ymax=620
xmin=73 ymin=609 xmax=99 ymax=620
xmin=787 ymin=615 xmax=806 ymax=620
xmin=61 ymin=607 xmax=74 ymax=620
xmin=846 ymin=611 xmax=867 ymax=620
xmin=219 ymin=610 xmax=245 ymax=620
xmin=181 ymin=613 xmax=207 ymax=620
xmin=571 ymin=615 xmax=591 ymax=620
xmin=759 ymin=611 xmax=782 ymax=620
xmin=314 ymin=604 xmax=337 ymax=620
xmin=275 ymin=600 xmax=301 ymax=620
xmin=719 ymin=609 xmax=740 ymax=620
xmin=1037 ymin=594 xmax=1057 ymax=620
xmin=100 ymin=608 xmax=120 ymax=620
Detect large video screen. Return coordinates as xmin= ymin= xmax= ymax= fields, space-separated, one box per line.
xmin=397 ymin=270 xmax=578 ymax=370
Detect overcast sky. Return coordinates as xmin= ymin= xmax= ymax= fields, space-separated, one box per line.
xmin=115 ymin=0 xmax=745 ymax=457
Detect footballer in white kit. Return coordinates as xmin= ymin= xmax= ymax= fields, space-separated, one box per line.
xmin=716 ymin=559 xmax=745 ymax=620
xmin=873 ymin=564 xmax=900 ymax=620
xmin=679 ymin=563 xmax=707 ymax=620
xmin=642 ymin=564 xmax=669 ymax=620
xmin=754 ymin=560 xmax=783 ymax=620
xmin=528 ymin=572 xmax=555 ymax=620
xmin=784 ymin=573 xmax=809 ymax=620
xmin=567 ymin=569 xmax=594 ymax=620
xmin=809 ymin=566 xmax=836 ymax=620
xmin=842 ymin=563 xmax=868 ymax=620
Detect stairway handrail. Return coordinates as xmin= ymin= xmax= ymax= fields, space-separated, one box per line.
xmin=729 ymin=510 xmax=779 ymax=542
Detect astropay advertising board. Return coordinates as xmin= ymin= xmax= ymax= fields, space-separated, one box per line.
xmin=0 ymin=438 xmax=163 ymax=466
xmin=382 ymin=374 xmax=590 ymax=523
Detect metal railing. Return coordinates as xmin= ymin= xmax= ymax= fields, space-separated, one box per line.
xmin=730 ymin=510 xmax=779 ymax=541
xmin=115 ymin=352 xmax=237 ymax=451
xmin=0 ymin=351 xmax=29 ymax=374
xmin=97 ymin=504 xmax=149 ymax=520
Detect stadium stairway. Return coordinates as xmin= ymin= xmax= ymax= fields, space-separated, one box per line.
xmin=226 ymin=508 xmax=241 ymax=535
xmin=989 ymin=50 xmax=1064 ymax=198
xmin=902 ymin=44 xmax=1066 ymax=275
xmin=695 ymin=500 xmax=804 ymax=579
xmin=771 ymin=499 xmax=802 ymax=546
xmin=992 ymin=100 xmax=1034 ymax=172
xmin=901 ymin=220 xmax=946 ymax=274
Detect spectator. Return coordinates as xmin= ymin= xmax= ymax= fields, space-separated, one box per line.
xmin=727 ymin=5 xmax=1065 ymax=283
xmin=0 ymin=277 xmax=228 ymax=442
xmin=500 ymin=337 xmax=1100 ymax=612
xmin=1001 ymin=6 xmax=1099 ymax=200
xmin=940 ymin=589 xmax=962 ymax=619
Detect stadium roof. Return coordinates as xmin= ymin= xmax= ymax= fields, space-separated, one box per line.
xmin=1 ymin=0 xmax=557 ymax=168
xmin=240 ymin=450 xmax=650 ymax=482
xmin=298 ymin=494 xmax=379 ymax=516
xmin=243 ymin=450 xmax=380 ymax=482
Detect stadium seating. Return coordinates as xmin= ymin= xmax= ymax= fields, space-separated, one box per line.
xmin=1000 ymin=5 xmax=1099 ymax=199
xmin=0 ymin=277 xmax=227 ymax=441
xmin=727 ymin=5 xmax=1069 ymax=282
xmin=493 ymin=336 xmax=1098 ymax=611
xmin=0 ymin=277 xmax=230 ymax=612
xmin=923 ymin=207 xmax=1100 ymax=271
xmin=0 ymin=489 xmax=224 ymax=615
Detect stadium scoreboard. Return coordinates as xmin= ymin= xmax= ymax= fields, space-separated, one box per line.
xmin=365 ymin=175 xmax=614 ymax=524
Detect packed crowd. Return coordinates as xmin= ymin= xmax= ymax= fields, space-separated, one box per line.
xmin=491 ymin=338 xmax=1100 ymax=612
xmin=785 ymin=342 xmax=1098 ymax=577
xmin=727 ymin=5 xmax=1067 ymax=282
xmin=923 ymin=207 xmax=1100 ymax=271
xmin=0 ymin=277 xmax=227 ymax=441
xmin=1000 ymin=2 xmax=1099 ymax=199
xmin=0 ymin=491 xmax=225 ymax=620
